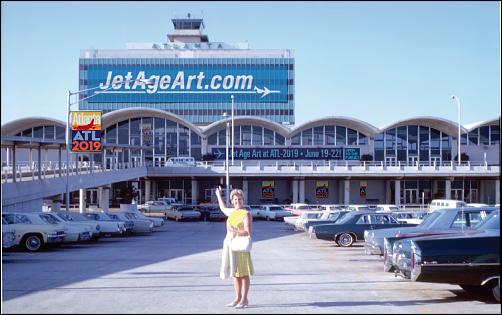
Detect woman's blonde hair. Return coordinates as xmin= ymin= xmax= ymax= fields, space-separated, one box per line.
xmin=230 ymin=189 xmax=244 ymax=202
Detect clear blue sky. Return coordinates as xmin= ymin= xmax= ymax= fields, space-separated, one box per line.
xmin=1 ymin=1 xmax=500 ymax=128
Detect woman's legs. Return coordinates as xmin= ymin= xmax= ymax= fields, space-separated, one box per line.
xmin=232 ymin=276 xmax=242 ymax=302
xmin=240 ymin=276 xmax=250 ymax=304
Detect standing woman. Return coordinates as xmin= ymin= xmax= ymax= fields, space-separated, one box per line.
xmin=215 ymin=186 xmax=254 ymax=309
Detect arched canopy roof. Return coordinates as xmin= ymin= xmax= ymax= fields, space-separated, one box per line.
xmin=463 ymin=117 xmax=500 ymax=131
xmin=102 ymin=108 xmax=203 ymax=137
xmin=290 ymin=116 xmax=380 ymax=137
xmin=1 ymin=117 xmax=66 ymax=137
xmin=202 ymin=116 xmax=290 ymax=138
xmin=380 ymin=116 xmax=468 ymax=136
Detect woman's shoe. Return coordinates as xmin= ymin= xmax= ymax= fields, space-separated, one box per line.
xmin=225 ymin=301 xmax=239 ymax=307
xmin=235 ymin=301 xmax=248 ymax=309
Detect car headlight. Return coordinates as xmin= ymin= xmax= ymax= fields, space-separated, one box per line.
xmin=410 ymin=241 xmax=422 ymax=281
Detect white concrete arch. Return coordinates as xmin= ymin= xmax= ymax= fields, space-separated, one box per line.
xmin=290 ymin=116 xmax=380 ymax=137
xmin=1 ymin=117 xmax=66 ymax=137
xmin=379 ymin=116 xmax=467 ymax=136
xmin=202 ymin=116 xmax=290 ymax=137
xmin=102 ymin=107 xmax=204 ymax=137
xmin=464 ymin=117 xmax=500 ymax=131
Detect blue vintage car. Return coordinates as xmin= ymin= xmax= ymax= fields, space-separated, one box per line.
xmin=409 ymin=210 xmax=500 ymax=302
xmin=384 ymin=207 xmax=497 ymax=273
xmin=311 ymin=211 xmax=418 ymax=247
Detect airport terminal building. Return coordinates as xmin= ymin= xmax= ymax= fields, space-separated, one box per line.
xmin=1 ymin=16 xmax=500 ymax=212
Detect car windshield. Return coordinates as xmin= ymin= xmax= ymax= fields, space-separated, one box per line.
xmin=67 ymin=212 xmax=91 ymax=221
xmin=417 ymin=211 xmax=441 ymax=228
xmin=270 ymin=207 xmax=284 ymax=211
xmin=39 ymin=214 xmax=60 ymax=224
xmin=474 ymin=210 xmax=499 ymax=230
xmin=55 ymin=213 xmax=73 ymax=221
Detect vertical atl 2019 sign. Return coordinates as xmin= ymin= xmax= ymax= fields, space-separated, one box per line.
xmin=70 ymin=111 xmax=102 ymax=152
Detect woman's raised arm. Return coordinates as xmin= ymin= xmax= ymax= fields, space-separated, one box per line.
xmin=215 ymin=186 xmax=234 ymax=216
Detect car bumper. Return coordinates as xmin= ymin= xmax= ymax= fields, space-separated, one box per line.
xmin=47 ymin=233 xmax=65 ymax=244
xmin=364 ymin=242 xmax=383 ymax=255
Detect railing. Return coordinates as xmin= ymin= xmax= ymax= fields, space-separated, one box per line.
xmin=1 ymin=159 xmax=146 ymax=184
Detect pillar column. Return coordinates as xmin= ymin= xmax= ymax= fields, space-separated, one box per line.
xmin=79 ymin=189 xmax=86 ymax=213
xmin=38 ymin=145 xmax=42 ymax=180
xmin=495 ymin=180 xmax=500 ymax=205
xmin=292 ymin=180 xmax=298 ymax=203
xmin=12 ymin=146 xmax=16 ymax=182
xmin=191 ymin=179 xmax=198 ymax=205
xmin=395 ymin=180 xmax=401 ymax=207
xmin=445 ymin=179 xmax=451 ymax=200
xmin=344 ymin=179 xmax=350 ymax=206
xmin=102 ymin=186 xmax=110 ymax=211
xmin=97 ymin=187 xmax=103 ymax=208
xmin=242 ymin=178 xmax=249 ymax=205
xmin=58 ymin=146 xmax=62 ymax=177
xmin=432 ymin=180 xmax=438 ymax=198
xmin=385 ymin=180 xmax=391 ymax=204
xmin=299 ymin=179 xmax=305 ymax=203
xmin=145 ymin=180 xmax=151 ymax=202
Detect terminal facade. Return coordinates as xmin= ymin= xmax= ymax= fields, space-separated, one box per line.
xmin=1 ymin=15 xmax=500 ymax=211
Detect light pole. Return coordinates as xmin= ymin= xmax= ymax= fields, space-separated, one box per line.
xmin=450 ymin=95 xmax=461 ymax=165
xmin=223 ymin=112 xmax=230 ymax=205
xmin=231 ymin=94 xmax=234 ymax=165
xmin=65 ymin=78 xmax=154 ymax=211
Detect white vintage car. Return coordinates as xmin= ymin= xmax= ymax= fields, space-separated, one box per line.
xmin=83 ymin=212 xmax=128 ymax=236
xmin=294 ymin=211 xmax=325 ymax=231
xmin=2 ymin=217 xmax=16 ymax=249
xmin=50 ymin=211 xmax=101 ymax=240
xmin=109 ymin=212 xmax=154 ymax=233
xmin=2 ymin=212 xmax=66 ymax=251
xmin=133 ymin=211 xmax=165 ymax=227
xmin=139 ymin=201 xmax=169 ymax=213
xmin=38 ymin=212 xmax=92 ymax=242
xmin=259 ymin=205 xmax=294 ymax=221
xmin=165 ymin=205 xmax=201 ymax=221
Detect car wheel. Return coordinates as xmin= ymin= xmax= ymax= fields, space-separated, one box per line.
xmin=492 ymin=282 xmax=500 ymax=302
xmin=337 ymin=233 xmax=354 ymax=247
xmin=23 ymin=234 xmax=43 ymax=252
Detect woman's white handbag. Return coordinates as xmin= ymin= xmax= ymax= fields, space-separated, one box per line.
xmin=230 ymin=236 xmax=252 ymax=252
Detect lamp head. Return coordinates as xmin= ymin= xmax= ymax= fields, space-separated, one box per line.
xmin=450 ymin=95 xmax=456 ymax=100
xmin=222 ymin=112 xmax=227 ymax=118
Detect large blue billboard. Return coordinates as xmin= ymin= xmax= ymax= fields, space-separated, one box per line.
xmin=85 ymin=63 xmax=289 ymax=103
xmin=210 ymin=147 xmax=360 ymax=160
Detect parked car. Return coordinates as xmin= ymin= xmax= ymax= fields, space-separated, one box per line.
xmin=50 ymin=211 xmax=101 ymax=240
xmin=429 ymin=199 xmax=468 ymax=211
xmin=132 ymin=211 xmax=165 ymax=227
xmin=294 ymin=211 xmax=325 ymax=231
xmin=304 ymin=210 xmax=351 ymax=233
xmin=245 ymin=205 xmax=261 ymax=219
xmin=103 ymin=212 xmax=134 ymax=234
xmin=259 ymin=205 xmax=294 ymax=221
xmin=311 ymin=211 xmax=417 ymax=247
xmin=283 ymin=215 xmax=300 ymax=229
xmin=382 ymin=207 xmax=497 ymax=274
xmin=157 ymin=197 xmax=184 ymax=209
xmin=365 ymin=207 xmax=495 ymax=258
xmin=41 ymin=212 xmax=92 ymax=242
xmin=375 ymin=204 xmax=400 ymax=212
xmin=83 ymin=212 xmax=128 ymax=236
xmin=2 ymin=212 xmax=65 ymax=251
xmin=165 ymin=205 xmax=201 ymax=221
xmin=410 ymin=210 xmax=500 ymax=302
xmin=165 ymin=156 xmax=196 ymax=167
xmin=198 ymin=205 xmax=226 ymax=221
xmin=138 ymin=201 xmax=169 ymax=213
xmin=108 ymin=212 xmax=154 ymax=233
xmin=2 ymin=217 xmax=17 ymax=249
xmin=391 ymin=210 xmax=430 ymax=225
xmin=346 ymin=205 xmax=372 ymax=211
xmin=317 ymin=205 xmax=345 ymax=211
xmin=284 ymin=203 xmax=312 ymax=216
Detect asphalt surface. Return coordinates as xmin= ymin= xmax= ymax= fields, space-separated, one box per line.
xmin=2 ymin=219 xmax=500 ymax=314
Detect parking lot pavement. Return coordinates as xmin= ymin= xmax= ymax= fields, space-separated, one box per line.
xmin=2 ymin=220 xmax=500 ymax=314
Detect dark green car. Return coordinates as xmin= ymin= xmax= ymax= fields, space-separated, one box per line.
xmin=311 ymin=211 xmax=417 ymax=247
